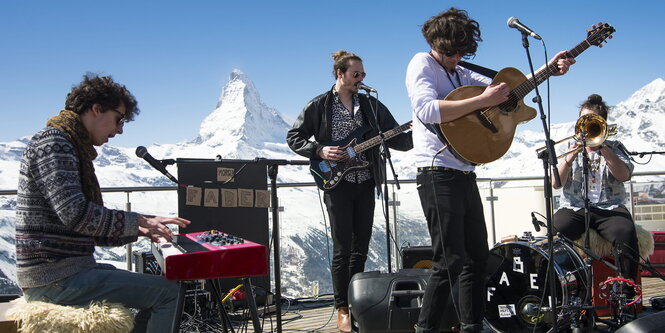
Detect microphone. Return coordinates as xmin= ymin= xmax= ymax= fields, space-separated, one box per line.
xmin=357 ymin=82 xmax=377 ymax=93
xmin=507 ymin=17 xmax=542 ymax=40
xmin=531 ymin=212 xmax=541 ymax=232
xmin=135 ymin=146 xmax=178 ymax=183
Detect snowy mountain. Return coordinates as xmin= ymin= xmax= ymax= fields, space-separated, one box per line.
xmin=195 ymin=69 xmax=293 ymax=156
xmin=0 ymin=74 xmax=664 ymax=297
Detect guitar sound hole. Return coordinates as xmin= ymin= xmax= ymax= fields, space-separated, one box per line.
xmin=499 ymin=95 xmax=518 ymax=113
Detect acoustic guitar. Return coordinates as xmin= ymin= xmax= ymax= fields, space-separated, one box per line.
xmin=439 ymin=23 xmax=615 ymax=164
xmin=310 ymin=121 xmax=412 ymax=190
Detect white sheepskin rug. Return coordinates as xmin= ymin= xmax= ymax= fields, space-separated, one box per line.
xmin=7 ymin=297 xmax=134 ymax=333
xmin=573 ymin=224 xmax=655 ymax=260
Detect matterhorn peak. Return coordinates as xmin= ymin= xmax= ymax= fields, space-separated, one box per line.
xmin=230 ymin=68 xmax=246 ymax=81
xmin=197 ymin=69 xmax=290 ymax=149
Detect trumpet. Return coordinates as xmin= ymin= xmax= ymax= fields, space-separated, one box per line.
xmin=536 ymin=113 xmax=617 ymax=159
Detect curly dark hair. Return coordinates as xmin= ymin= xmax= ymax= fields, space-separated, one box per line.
xmin=421 ymin=8 xmax=482 ymax=58
xmin=580 ymin=94 xmax=609 ymax=119
xmin=331 ymin=50 xmax=362 ymax=79
xmin=64 ymin=73 xmax=139 ymax=122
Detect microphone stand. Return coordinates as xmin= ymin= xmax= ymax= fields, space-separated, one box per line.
xmin=626 ymin=150 xmax=665 ymax=157
xmin=520 ymin=31 xmax=560 ymax=332
xmin=258 ymin=158 xmax=308 ymax=333
xmin=578 ymin=133 xmax=600 ymax=330
xmin=365 ymin=90 xmax=401 ymax=273
xmin=160 ymin=158 xmax=176 ymax=167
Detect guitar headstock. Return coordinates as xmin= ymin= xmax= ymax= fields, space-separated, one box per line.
xmin=587 ymin=22 xmax=615 ymax=48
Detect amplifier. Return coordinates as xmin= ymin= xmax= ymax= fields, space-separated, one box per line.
xmin=348 ymin=269 xmax=459 ymax=333
xmin=401 ymin=246 xmax=433 ymax=269
xmin=133 ymin=251 xmax=161 ymax=275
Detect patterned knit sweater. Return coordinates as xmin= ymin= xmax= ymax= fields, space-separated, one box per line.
xmin=15 ymin=127 xmax=140 ymax=288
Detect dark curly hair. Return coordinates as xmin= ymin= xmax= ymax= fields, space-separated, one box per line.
xmin=579 ymin=94 xmax=609 ymax=119
xmin=422 ymin=8 xmax=482 ymax=58
xmin=331 ymin=50 xmax=362 ymax=79
xmin=64 ymin=73 xmax=139 ymax=122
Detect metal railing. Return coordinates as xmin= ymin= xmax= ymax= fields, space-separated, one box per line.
xmin=3 ymin=171 xmax=665 ymax=272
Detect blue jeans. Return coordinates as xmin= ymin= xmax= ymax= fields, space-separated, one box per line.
xmin=23 ymin=263 xmax=181 ymax=333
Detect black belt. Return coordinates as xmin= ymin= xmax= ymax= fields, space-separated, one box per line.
xmin=417 ymin=166 xmax=473 ymax=174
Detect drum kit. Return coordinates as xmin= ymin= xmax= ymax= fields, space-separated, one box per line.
xmin=484 ymin=115 xmax=641 ymax=332
xmin=484 ymin=231 xmax=641 ymax=332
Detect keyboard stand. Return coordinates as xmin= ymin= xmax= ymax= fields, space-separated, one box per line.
xmin=242 ymin=277 xmax=262 ymax=333
xmin=208 ymin=280 xmax=235 ymax=333
xmin=207 ymin=278 xmax=262 ymax=333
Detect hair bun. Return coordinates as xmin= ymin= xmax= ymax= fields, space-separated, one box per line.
xmin=331 ymin=50 xmax=349 ymax=62
xmin=587 ymin=94 xmax=603 ymax=104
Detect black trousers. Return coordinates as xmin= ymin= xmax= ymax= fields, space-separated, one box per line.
xmin=323 ymin=179 xmax=376 ymax=308
xmin=553 ymin=206 xmax=639 ymax=279
xmin=415 ymin=170 xmax=489 ymax=333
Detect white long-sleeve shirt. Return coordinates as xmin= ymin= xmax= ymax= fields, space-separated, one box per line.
xmin=405 ymin=52 xmax=491 ymax=170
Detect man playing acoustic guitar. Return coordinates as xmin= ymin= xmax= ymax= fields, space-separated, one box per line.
xmin=405 ymin=8 xmax=575 ymax=333
xmin=287 ymin=50 xmax=412 ymax=332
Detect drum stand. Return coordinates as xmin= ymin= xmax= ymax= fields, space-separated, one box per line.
xmin=562 ymin=137 xmax=640 ymax=332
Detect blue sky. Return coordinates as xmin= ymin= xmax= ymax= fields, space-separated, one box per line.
xmin=1 ymin=1 xmax=663 ymax=148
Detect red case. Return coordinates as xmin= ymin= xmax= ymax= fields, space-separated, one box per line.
xmin=643 ymin=231 xmax=665 ymax=277
xmin=592 ymin=258 xmax=643 ymax=316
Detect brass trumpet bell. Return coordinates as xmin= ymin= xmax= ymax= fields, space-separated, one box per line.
xmin=536 ymin=113 xmax=617 ymax=158
xmin=575 ymin=113 xmax=616 ymax=148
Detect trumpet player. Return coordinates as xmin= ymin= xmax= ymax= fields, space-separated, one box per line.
xmin=553 ymin=94 xmax=638 ymax=284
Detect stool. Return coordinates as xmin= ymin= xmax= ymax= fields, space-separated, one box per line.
xmin=6 ymin=297 xmax=134 ymax=333
xmin=573 ymin=224 xmax=654 ymax=260
xmin=573 ymin=225 xmax=655 ymax=316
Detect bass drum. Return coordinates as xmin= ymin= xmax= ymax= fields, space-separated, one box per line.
xmin=484 ymin=238 xmax=588 ymax=333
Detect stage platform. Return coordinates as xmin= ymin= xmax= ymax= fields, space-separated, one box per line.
xmin=223 ymin=277 xmax=665 ymax=333
xmin=1 ymin=277 xmax=663 ymax=332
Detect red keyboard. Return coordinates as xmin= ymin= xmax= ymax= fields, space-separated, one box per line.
xmin=151 ymin=230 xmax=269 ymax=281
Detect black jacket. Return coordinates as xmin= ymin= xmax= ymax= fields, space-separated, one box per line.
xmin=286 ymin=87 xmax=413 ymax=189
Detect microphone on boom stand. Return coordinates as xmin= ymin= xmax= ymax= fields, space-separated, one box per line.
xmin=136 ymin=146 xmax=179 ymax=184
xmin=625 ymin=150 xmax=665 ymax=158
xmin=357 ymin=82 xmax=377 ymax=93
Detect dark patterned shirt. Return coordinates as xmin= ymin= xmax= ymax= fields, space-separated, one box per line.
xmin=331 ymin=89 xmax=371 ymax=184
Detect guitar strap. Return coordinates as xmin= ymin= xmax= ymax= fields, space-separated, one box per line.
xmin=458 ymin=60 xmax=498 ymax=79
xmin=417 ymin=56 xmax=495 ymax=166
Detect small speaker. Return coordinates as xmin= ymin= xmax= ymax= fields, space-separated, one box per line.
xmin=401 ymin=246 xmax=433 ymax=269
xmin=348 ymin=269 xmax=459 ymax=333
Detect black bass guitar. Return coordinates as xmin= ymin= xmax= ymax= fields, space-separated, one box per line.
xmin=310 ymin=121 xmax=412 ymax=190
